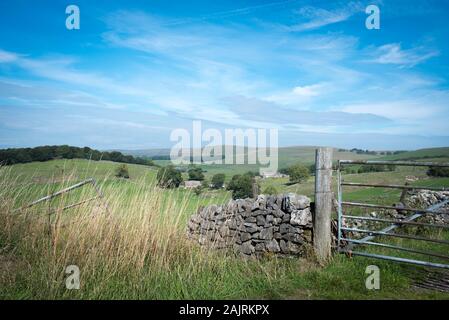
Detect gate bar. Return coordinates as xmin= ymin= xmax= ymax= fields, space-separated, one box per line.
xmin=341 ymin=227 xmax=449 ymax=245
xmin=13 ymin=178 xmax=111 ymax=215
xmin=343 ymin=214 xmax=449 ymax=229
xmin=341 ymin=250 xmax=449 ymax=270
xmin=337 ymin=164 xmax=343 ymax=251
xmin=342 ymin=201 xmax=446 ymax=215
xmin=14 ymin=178 xmax=95 ymax=212
xmin=341 ymin=238 xmax=449 ymax=260
xmin=337 ymin=158 xmax=449 ymax=269
xmin=341 ymin=182 xmax=449 ymax=192
xmin=344 ymin=200 xmax=449 ymax=251
xmin=47 ymin=196 xmax=100 ymax=216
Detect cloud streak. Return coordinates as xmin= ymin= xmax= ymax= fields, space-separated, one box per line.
xmin=369 ymin=43 xmax=439 ymax=67
xmin=287 ymin=2 xmax=364 ymax=31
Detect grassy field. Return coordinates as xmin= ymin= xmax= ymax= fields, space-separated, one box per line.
xmin=155 ymin=146 xmax=382 ymax=181
xmin=1 ymin=155 xmax=449 ymax=299
xmin=125 ymin=145 xmax=381 ymax=164
xmin=380 ymin=147 xmax=449 ymax=161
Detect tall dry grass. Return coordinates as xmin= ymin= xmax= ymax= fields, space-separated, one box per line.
xmin=0 ymin=166 xmax=297 ymax=299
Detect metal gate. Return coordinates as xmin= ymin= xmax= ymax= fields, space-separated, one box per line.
xmin=336 ymin=160 xmax=449 ymax=269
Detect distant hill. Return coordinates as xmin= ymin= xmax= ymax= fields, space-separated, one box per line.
xmin=114 ymin=148 xmax=171 ymax=158
xmin=379 ymin=147 xmax=449 ymax=161
xmin=119 ymin=145 xmax=383 ymax=168
xmin=277 ymin=146 xmax=381 ymax=167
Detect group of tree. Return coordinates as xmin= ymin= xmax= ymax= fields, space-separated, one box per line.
xmin=191 ymin=173 xmax=226 ymax=196
xmin=155 ymin=163 xmax=228 ymax=194
xmin=0 ymin=145 xmax=155 ymax=166
xmin=427 ymin=166 xmax=449 ymax=177
xmin=354 ymin=164 xmax=396 ymax=174
xmin=342 ymin=164 xmax=395 ymax=174
xmin=338 ymin=148 xmax=407 ymax=156
xmin=188 ymin=166 xmax=205 ymax=181
xmin=280 ymin=163 xmax=311 ymax=184
xmin=156 ymin=165 xmax=183 ymax=188
xmin=288 ymin=164 xmax=310 ymax=183
xmin=211 ymin=173 xmax=225 ymax=189
xmin=227 ymin=172 xmax=257 ymax=200
xmin=348 ymin=148 xmax=378 ymax=155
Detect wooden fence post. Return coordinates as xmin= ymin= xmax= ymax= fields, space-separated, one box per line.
xmin=314 ymin=147 xmax=333 ymax=264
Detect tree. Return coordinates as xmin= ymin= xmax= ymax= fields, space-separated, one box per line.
xmin=201 ymin=179 xmax=209 ymax=189
xmin=227 ymin=174 xmax=253 ymax=199
xmin=188 ymin=166 xmax=205 ymax=181
xmin=15 ymin=149 xmax=32 ymax=163
xmin=193 ymin=186 xmax=203 ymax=196
xmin=387 ymin=164 xmax=396 ymax=172
xmin=288 ymin=164 xmax=310 ymax=183
xmin=115 ymin=164 xmax=130 ymax=179
xmin=157 ymin=165 xmax=183 ymax=188
xmin=427 ymin=166 xmax=449 ymax=177
xmin=263 ymin=185 xmax=278 ymax=195
xmin=245 ymin=171 xmax=259 ymax=178
xmin=211 ymin=174 xmax=225 ymax=189
xmin=358 ymin=164 xmax=386 ymax=173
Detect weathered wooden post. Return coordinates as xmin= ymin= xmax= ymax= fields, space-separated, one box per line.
xmin=251 ymin=176 xmax=259 ymax=199
xmin=314 ymin=147 xmax=333 ymax=264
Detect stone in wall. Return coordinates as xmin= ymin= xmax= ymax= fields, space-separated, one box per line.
xmin=187 ymin=193 xmax=313 ymax=257
xmin=406 ymin=190 xmax=449 ymax=224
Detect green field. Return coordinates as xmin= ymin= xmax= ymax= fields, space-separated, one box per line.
xmin=380 ymin=147 xmax=449 ymax=161
xmin=1 ymin=148 xmax=449 ymax=300
xmin=156 ymin=146 xmax=382 ymax=182
xmin=1 ymin=159 xmax=231 ymax=220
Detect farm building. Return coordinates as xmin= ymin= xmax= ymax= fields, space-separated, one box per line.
xmin=183 ymin=180 xmax=202 ymax=189
xmin=261 ymin=172 xmax=289 ymax=179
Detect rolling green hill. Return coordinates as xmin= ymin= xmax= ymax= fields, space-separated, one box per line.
xmin=4 ymin=159 xmax=157 ymax=185
xmin=126 ymin=146 xmax=382 ymax=177
xmin=277 ymin=146 xmax=381 ymax=167
xmin=380 ymin=147 xmax=449 ymax=161
xmin=151 ymin=146 xmax=383 ymax=181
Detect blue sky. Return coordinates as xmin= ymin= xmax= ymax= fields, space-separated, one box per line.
xmin=1 ymin=0 xmax=449 ymax=150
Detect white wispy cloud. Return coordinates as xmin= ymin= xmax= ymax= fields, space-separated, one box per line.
xmin=340 ymin=101 xmax=440 ymax=121
xmin=0 ymin=49 xmax=19 ymax=63
xmin=1 ymin=6 xmax=448 ymax=148
xmin=369 ymin=43 xmax=439 ymax=67
xmin=264 ymin=83 xmax=330 ymax=106
xmin=223 ymin=95 xmax=392 ymax=130
xmin=339 ymin=97 xmax=449 ymax=135
xmin=292 ymin=84 xmax=324 ymax=97
xmin=287 ymin=2 xmax=364 ymax=31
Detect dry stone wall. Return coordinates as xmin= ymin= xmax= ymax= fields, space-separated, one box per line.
xmin=406 ymin=190 xmax=449 ymax=224
xmin=342 ymin=190 xmax=449 ymax=235
xmin=187 ymin=194 xmax=313 ymax=257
